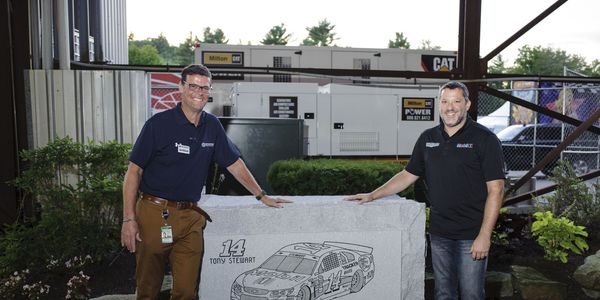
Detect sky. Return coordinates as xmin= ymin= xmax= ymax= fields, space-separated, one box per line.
xmin=127 ymin=0 xmax=600 ymax=66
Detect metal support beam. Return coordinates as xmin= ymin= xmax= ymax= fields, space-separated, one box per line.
xmin=482 ymin=0 xmax=568 ymax=62
xmin=460 ymin=0 xmax=484 ymax=119
xmin=56 ymin=0 xmax=70 ymax=69
xmin=504 ymin=169 xmax=600 ymax=206
xmin=1 ymin=0 xmax=31 ymax=225
xmin=74 ymin=0 xmax=90 ymax=62
xmin=480 ymin=85 xmax=600 ymax=134
xmin=505 ymin=108 xmax=600 ymax=197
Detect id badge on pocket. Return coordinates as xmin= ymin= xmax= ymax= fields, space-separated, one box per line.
xmin=161 ymin=225 xmax=173 ymax=244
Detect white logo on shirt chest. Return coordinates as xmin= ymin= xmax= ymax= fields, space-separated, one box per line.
xmin=175 ymin=143 xmax=190 ymax=154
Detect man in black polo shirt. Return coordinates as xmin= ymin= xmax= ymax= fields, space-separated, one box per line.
xmin=346 ymin=81 xmax=505 ymax=299
xmin=121 ymin=64 xmax=291 ymax=300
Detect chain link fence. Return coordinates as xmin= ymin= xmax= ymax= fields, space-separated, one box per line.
xmin=477 ymin=81 xmax=600 ymax=176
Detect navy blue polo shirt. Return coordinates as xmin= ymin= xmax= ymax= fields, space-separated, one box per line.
xmin=130 ymin=103 xmax=240 ymax=202
xmin=405 ymin=117 xmax=505 ymax=240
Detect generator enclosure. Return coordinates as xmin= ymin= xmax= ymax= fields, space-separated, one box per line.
xmin=230 ymin=82 xmax=440 ymax=157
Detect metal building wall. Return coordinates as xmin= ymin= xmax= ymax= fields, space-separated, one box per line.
xmin=25 ymin=70 xmax=148 ymax=148
xmin=99 ymin=0 xmax=128 ymax=64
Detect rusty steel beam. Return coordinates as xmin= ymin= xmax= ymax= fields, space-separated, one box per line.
xmin=505 ymin=108 xmax=600 ymax=197
xmin=504 ymin=169 xmax=600 ymax=207
xmin=460 ymin=0 xmax=484 ymax=119
xmin=482 ymin=0 xmax=568 ymax=63
xmin=480 ymin=85 xmax=600 ymax=135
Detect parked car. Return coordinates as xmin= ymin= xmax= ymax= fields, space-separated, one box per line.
xmin=497 ymin=123 xmax=600 ymax=175
xmin=231 ymin=241 xmax=375 ymax=300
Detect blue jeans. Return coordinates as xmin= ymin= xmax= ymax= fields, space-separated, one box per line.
xmin=430 ymin=234 xmax=487 ymax=300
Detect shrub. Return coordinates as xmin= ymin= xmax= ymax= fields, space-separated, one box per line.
xmin=0 ymin=269 xmax=50 ymax=300
xmin=539 ymin=160 xmax=600 ymax=234
xmin=531 ymin=211 xmax=588 ymax=263
xmin=492 ymin=207 xmax=510 ymax=246
xmin=267 ymin=159 xmax=414 ymax=199
xmin=0 ymin=137 xmax=130 ymax=297
xmin=65 ymin=271 xmax=91 ymax=300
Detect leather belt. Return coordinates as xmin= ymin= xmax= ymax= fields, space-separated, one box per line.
xmin=141 ymin=193 xmax=212 ymax=222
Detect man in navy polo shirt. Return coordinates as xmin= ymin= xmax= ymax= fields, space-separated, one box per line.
xmin=121 ymin=64 xmax=291 ymax=300
xmin=346 ymin=81 xmax=505 ymax=299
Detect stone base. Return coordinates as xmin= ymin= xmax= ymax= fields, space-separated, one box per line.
xmin=198 ymin=195 xmax=425 ymax=300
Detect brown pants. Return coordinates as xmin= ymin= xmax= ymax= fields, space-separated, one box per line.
xmin=135 ymin=198 xmax=207 ymax=300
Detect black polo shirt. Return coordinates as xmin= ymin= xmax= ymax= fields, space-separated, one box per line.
xmin=130 ymin=103 xmax=240 ymax=202
xmin=405 ymin=117 xmax=505 ymax=240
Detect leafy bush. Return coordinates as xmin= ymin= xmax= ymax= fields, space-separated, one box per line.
xmin=539 ymin=160 xmax=600 ymax=234
xmin=492 ymin=207 xmax=510 ymax=246
xmin=267 ymin=159 xmax=414 ymax=199
xmin=531 ymin=211 xmax=589 ymax=263
xmin=0 ymin=269 xmax=51 ymax=299
xmin=0 ymin=137 xmax=130 ymax=297
xmin=65 ymin=271 xmax=91 ymax=300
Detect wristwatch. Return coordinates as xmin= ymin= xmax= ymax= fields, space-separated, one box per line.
xmin=255 ymin=190 xmax=267 ymax=201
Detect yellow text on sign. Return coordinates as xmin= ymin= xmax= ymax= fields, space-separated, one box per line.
xmin=403 ymin=99 xmax=428 ymax=108
xmin=203 ymin=53 xmax=242 ymax=65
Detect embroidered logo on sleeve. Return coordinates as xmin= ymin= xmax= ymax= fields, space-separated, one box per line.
xmin=175 ymin=143 xmax=190 ymax=154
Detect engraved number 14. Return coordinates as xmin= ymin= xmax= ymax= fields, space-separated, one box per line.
xmin=219 ymin=239 xmax=246 ymax=257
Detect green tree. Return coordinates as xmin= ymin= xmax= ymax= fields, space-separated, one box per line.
xmin=173 ymin=32 xmax=200 ymax=65
xmin=149 ymin=33 xmax=175 ymax=63
xmin=388 ymin=32 xmax=410 ymax=49
xmin=512 ymin=45 xmax=589 ymax=76
xmin=261 ymin=23 xmax=292 ymax=45
xmin=488 ymin=54 xmax=508 ymax=74
xmin=418 ymin=40 xmax=441 ymax=50
xmin=581 ymin=59 xmax=600 ymax=76
xmin=202 ymin=27 xmax=229 ymax=44
xmin=128 ymin=43 xmax=163 ymax=65
xmin=127 ymin=33 xmax=176 ymax=64
xmin=487 ymin=54 xmax=511 ymax=89
xmin=301 ymin=19 xmax=338 ymax=46
xmin=135 ymin=33 xmax=171 ymax=57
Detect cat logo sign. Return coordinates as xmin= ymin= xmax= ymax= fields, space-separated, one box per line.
xmin=421 ymin=55 xmax=457 ymax=72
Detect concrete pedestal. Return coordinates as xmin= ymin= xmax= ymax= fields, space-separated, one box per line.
xmin=197 ymin=195 xmax=425 ymax=300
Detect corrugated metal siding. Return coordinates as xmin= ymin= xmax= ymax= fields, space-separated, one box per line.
xmin=26 ymin=70 xmax=148 ymax=148
xmin=100 ymin=0 xmax=128 ymax=64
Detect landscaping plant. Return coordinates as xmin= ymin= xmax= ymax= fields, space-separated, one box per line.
xmin=540 ymin=160 xmax=600 ymax=233
xmin=0 ymin=137 xmax=131 ymax=299
xmin=491 ymin=207 xmax=510 ymax=246
xmin=531 ymin=211 xmax=589 ymax=263
xmin=267 ymin=159 xmax=414 ymax=198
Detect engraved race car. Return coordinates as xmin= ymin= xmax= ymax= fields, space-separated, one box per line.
xmin=231 ymin=241 xmax=375 ymax=300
